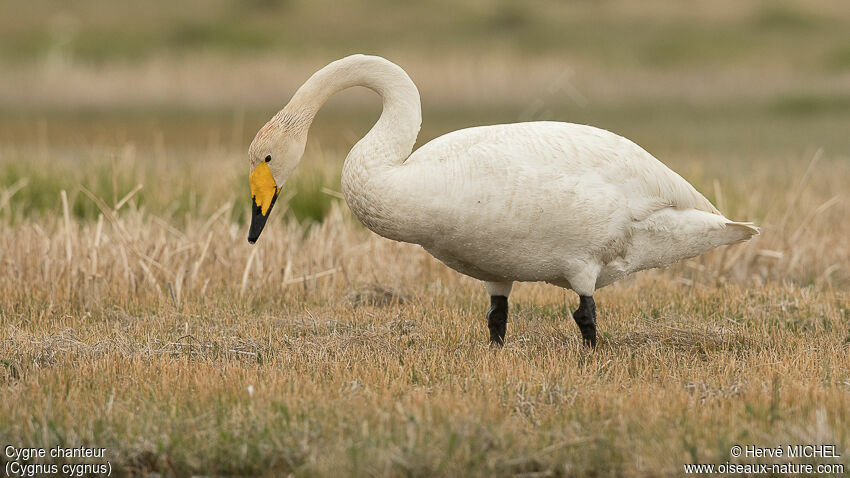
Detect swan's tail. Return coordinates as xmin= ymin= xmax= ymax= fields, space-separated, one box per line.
xmin=723 ymin=221 xmax=760 ymax=244
xmin=622 ymin=210 xmax=760 ymax=276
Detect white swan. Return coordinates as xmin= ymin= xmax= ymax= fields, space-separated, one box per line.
xmin=247 ymin=54 xmax=758 ymax=347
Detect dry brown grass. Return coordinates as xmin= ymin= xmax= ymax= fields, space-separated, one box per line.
xmin=1 ymin=145 xmax=848 ymax=475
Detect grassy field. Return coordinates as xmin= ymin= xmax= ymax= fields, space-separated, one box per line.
xmin=2 ymin=0 xmax=850 ymax=476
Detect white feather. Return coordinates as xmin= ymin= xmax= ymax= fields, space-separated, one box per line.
xmin=251 ymin=55 xmax=759 ymax=297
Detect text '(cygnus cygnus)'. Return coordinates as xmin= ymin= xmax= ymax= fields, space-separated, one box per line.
xmin=247 ymin=55 xmax=758 ymax=348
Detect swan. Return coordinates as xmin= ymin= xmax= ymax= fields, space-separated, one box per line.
xmin=246 ymin=54 xmax=758 ymax=348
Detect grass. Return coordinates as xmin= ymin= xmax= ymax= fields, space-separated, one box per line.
xmin=2 ymin=0 xmax=850 ymax=475
xmin=2 ymin=0 xmax=849 ymax=65
xmin=2 ymin=283 xmax=847 ymax=476
xmin=1 ymin=140 xmax=848 ymax=475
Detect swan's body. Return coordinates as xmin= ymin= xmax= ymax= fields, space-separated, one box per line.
xmin=247 ymin=54 xmax=758 ymax=347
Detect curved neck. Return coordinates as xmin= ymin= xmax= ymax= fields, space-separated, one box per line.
xmin=282 ymin=55 xmax=421 ymax=240
xmin=286 ymin=55 xmax=421 ymax=170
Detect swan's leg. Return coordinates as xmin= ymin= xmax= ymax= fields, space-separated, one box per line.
xmin=484 ymin=281 xmax=513 ymax=346
xmin=487 ymin=296 xmax=508 ymax=346
xmin=567 ymin=264 xmax=601 ymax=349
xmin=572 ymin=295 xmax=597 ymax=348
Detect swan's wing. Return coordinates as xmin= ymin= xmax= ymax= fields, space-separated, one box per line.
xmin=405 ymin=121 xmax=721 ymax=218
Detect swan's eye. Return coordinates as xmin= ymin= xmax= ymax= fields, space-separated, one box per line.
xmin=265 ymin=155 xmax=272 ymax=163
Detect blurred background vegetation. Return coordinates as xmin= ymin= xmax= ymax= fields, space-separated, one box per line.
xmin=1 ymin=0 xmax=848 ymax=224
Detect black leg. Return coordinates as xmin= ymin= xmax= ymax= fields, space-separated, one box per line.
xmin=487 ymin=295 xmax=508 ymax=346
xmin=572 ymin=295 xmax=597 ymax=348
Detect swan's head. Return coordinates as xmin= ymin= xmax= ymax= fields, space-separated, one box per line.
xmin=246 ymin=111 xmax=309 ymax=244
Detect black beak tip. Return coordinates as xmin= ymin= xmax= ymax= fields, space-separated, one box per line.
xmin=248 ymin=191 xmax=279 ymax=245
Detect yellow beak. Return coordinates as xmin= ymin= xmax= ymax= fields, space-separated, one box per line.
xmin=248 ymin=162 xmax=280 ymax=244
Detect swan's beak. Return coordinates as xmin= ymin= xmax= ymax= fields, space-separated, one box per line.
xmin=248 ymin=162 xmax=280 ymax=244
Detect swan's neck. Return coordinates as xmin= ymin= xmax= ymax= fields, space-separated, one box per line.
xmin=286 ymin=55 xmax=422 ymax=238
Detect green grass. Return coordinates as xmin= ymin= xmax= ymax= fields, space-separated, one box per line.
xmin=1 ymin=0 xmax=849 ymax=70
xmin=0 ymin=149 xmax=344 ymax=227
